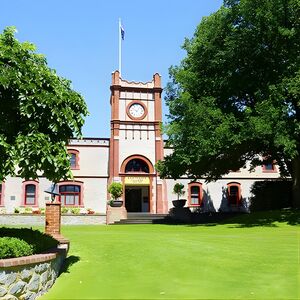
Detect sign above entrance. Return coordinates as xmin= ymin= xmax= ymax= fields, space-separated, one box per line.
xmin=125 ymin=177 xmax=150 ymax=185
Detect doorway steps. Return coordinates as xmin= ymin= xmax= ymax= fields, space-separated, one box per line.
xmin=114 ymin=213 xmax=168 ymax=224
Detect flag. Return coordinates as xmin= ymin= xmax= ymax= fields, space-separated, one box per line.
xmin=120 ymin=23 xmax=125 ymax=40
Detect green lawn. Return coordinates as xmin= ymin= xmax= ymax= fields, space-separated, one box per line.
xmin=42 ymin=211 xmax=300 ymax=300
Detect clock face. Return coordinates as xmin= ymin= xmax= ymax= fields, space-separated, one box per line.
xmin=128 ymin=103 xmax=145 ymax=118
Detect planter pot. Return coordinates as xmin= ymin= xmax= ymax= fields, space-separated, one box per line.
xmin=110 ymin=200 xmax=123 ymax=207
xmin=172 ymin=199 xmax=187 ymax=208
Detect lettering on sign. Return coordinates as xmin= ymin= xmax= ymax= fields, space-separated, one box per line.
xmin=125 ymin=177 xmax=150 ymax=185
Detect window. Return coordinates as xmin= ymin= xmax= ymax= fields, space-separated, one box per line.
xmin=59 ymin=185 xmax=81 ymax=206
xmin=125 ymin=159 xmax=149 ymax=173
xmin=262 ymin=160 xmax=277 ymax=172
xmin=68 ymin=149 xmax=79 ymax=170
xmin=227 ymin=182 xmax=241 ymax=206
xmin=22 ymin=181 xmax=38 ymax=206
xmin=188 ymin=183 xmax=203 ymax=206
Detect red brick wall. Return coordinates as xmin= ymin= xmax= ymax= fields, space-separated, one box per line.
xmin=45 ymin=202 xmax=61 ymax=235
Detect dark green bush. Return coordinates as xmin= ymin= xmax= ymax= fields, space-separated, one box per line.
xmin=0 ymin=227 xmax=59 ymax=256
xmin=249 ymin=180 xmax=293 ymax=211
xmin=0 ymin=237 xmax=33 ymax=259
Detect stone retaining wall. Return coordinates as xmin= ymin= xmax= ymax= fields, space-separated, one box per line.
xmin=0 ymin=214 xmax=106 ymax=226
xmin=0 ymin=246 xmax=67 ymax=300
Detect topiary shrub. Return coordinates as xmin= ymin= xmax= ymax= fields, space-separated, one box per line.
xmin=0 ymin=237 xmax=33 ymax=259
xmin=173 ymin=183 xmax=185 ymax=200
xmin=0 ymin=227 xmax=59 ymax=255
xmin=108 ymin=182 xmax=123 ymax=200
xmin=249 ymin=180 xmax=293 ymax=211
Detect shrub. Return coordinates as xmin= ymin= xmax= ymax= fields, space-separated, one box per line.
xmin=249 ymin=180 xmax=293 ymax=211
xmin=71 ymin=207 xmax=80 ymax=214
xmin=24 ymin=207 xmax=33 ymax=213
xmin=108 ymin=182 xmax=123 ymax=200
xmin=0 ymin=227 xmax=59 ymax=255
xmin=61 ymin=207 xmax=69 ymax=214
xmin=0 ymin=237 xmax=34 ymax=259
xmin=173 ymin=183 xmax=185 ymax=200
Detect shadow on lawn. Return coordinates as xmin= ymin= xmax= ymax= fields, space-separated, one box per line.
xmin=184 ymin=209 xmax=300 ymax=228
xmin=60 ymin=255 xmax=80 ymax=274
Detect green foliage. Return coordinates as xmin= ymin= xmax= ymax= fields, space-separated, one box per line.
xmin=173 ymin=183 xmax=185 ymax=200
xmin=0 ymin=27 xmax=89 ymax=182
xmin=24 ymin=207 xmax=32 ymax=213
xmin=158 ymin=0 xmax=300 ymax=206
xmin=108 ymin=182 xmax=123 ymax=200
xmin=0 ymin=237 xmax=33 ymax=259
xmin=61 ymin=206 xmax=69 ymax=214
xmin=249 ymin=180 xmax=293 ymax=211
xmin=0 ymin=227 xmax=58 ymax=256
xmin=70 ymin=207 xmax=80 ymax=214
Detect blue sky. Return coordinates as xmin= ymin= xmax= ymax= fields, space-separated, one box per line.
xmin=1 ymin=0 xmax=222 ymax=137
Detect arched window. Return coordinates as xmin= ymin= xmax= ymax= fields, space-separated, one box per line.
xmin=59 ymin=184 xmax=81 ymax=206
xmin=188 ymin=183 xmax=203 ymax=206
xmin=125 ymin=159 xmax=149 ymax=173
xmin=227 ymin=182 xmax=241 ymax=206
xmin=68 ymin=149 xmax=79 ymax=170
xmin=22 ymin=181 xmax=39 ymax=206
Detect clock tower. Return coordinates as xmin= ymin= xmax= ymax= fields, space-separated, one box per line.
xmin=109 ymin=71 xmax=167 ymax=214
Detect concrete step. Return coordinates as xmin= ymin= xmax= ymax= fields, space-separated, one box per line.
xmin=114 ymin=217 xmax=168 ymax=224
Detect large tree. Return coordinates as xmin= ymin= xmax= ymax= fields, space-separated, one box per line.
xmin=157 ymin=0 xmax=300 ymax=207
xmin=0 ymin=27 xmax=88 ymax=182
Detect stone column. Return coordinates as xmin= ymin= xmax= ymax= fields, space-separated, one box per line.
xmin=45 ymin=202 xmax=61 ymax=235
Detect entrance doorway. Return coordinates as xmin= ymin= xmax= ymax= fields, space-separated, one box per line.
xmin=125 ymin=186 xmax=149 ymax=212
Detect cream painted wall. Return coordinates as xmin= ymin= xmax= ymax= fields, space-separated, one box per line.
xmin=68 ymin=146 xmax=109 ymax=177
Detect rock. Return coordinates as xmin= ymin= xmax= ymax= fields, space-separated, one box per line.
xmin=9 ymin=280 xmax=26 ymax=296
xmin=0 ymin=286 xmax=7 ymax=297
xmin=21 ymin=292 xmax=36 ymax=300
xmin=1 ymin=295 xmax=18 ymax=300
xmin=20 ymin=269 xmax=33 ymax=281
xmin=35 ymin=263 xmax=49 ymax=274
xmin=40 ymin=270 xmax=48 ymax=285
xmin=0 ymin=272 xmax=17 ymax=286
xmin=28 ymin=274 xmax=40 ymax=291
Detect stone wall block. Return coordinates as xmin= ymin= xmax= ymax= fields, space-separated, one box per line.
xmin=20 ymin=269 xmax=33 ymax=281
xmin=45 ymin=279 xmax=53 ymax=291
xmin=2 ymin=294 xmax=18 ymax=299
xmin=0 ymin=285 xmax=7 ymax=297
xmin=21 ymin=291 xmax=36 ymax=300
xmin=9 ymin=280 xmax=26 ymax=296
xmin=35 ymin=263 xmax=49 ymax=274
xmin=27 ymin=273 xmax=40 ymax=291
xmin=0 ymin=272 xmax=17 ymax=286
xmin=40 ymin=270 xmax=49 ymax=286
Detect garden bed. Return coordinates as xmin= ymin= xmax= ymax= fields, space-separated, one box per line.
xmin=0 ymin=228 xmax=69 ymax=299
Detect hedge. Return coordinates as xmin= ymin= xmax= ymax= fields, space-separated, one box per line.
xmin=0 ymin=237 xmax=34 ymax=259
xmin=0 ymin=227 xmax=59 ymax=258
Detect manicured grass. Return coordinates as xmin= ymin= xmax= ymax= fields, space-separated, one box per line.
xmin=42 ymin=211 xmax=300 ymax=300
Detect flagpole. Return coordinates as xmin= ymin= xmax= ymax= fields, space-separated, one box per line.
xmin=119 ymin=18 xmax=122 ymax=77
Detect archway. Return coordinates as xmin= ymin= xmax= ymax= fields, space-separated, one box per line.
xmin=121 ymin=155 xmax=153 ymax=213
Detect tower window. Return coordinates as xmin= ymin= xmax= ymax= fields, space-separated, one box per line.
xmin=125 ymin=159 xmax=149 ymax=173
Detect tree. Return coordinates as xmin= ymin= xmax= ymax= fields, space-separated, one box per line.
xmin=157 ymin=0 xmax=300 ymax=207
xmin=0 ymin=27 xmax=88 ymax=182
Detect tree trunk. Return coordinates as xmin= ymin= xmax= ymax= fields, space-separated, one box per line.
xmin=291 ymin=157 xmax=300 ymax=208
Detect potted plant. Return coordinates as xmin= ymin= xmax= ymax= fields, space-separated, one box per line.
xmin=108 ymin=182 xmax=123 ymax=207
xmin=172 ymin=183 xmax=187 ymax=208
xmin=86 ymin=208 xmax=95 ymax=214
